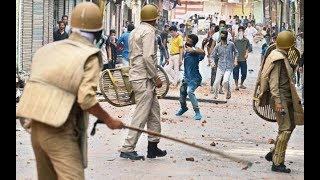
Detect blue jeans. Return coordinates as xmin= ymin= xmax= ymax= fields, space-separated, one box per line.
xmin=159 ymin=46 xmax=168 ymax=67
xmin=179 ymin=80 xmax=200 ymax=112
xmin=233 ymin=61 xmax=247 ymax=81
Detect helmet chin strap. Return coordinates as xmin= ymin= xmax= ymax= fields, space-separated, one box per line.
xmin=72 ymin=28 xmax=95 ymax=44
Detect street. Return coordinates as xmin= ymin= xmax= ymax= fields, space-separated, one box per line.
xmin=16 ymin=38 xmax=304 ymax=179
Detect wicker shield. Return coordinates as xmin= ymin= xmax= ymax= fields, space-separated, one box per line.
xmin=99 ymin=65 xmax=170 ymax=107
xmin=252 ymin=44 xmax=301 ymax=122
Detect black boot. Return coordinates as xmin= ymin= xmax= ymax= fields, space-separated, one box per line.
xmin=271 ymin=163 xmax=291 ymax=173
xmin=265 ymin=152 xmax=273 ymax=161
xmin=147 ymin=142 xmax=167 ymax=158
xmin=120 ymin=151 xmax=145 ymax=160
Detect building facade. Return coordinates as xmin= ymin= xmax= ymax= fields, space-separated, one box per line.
xmin=16 ymin=0 xmax=161 ymax=73
xmin=16 ymin=0 xmax=82 ymax=73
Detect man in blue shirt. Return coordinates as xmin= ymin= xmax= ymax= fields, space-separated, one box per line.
xmin=175 ymin=34 xmax=205 ymax=120
xmin=116 ymin=24 xmax=135 ymax=67
xmin=211 ymin=30 xmax=238 ymax=100
xmin=261 ymin=35 xmax=276 ymax=65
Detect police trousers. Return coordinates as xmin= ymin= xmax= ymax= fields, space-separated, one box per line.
xmin=120 ymin=78 xmax=161 ymax=152
xmin=31 ymin=117 xmax=84 ymax=180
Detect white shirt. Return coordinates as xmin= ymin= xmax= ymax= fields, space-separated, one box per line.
xmin=232 ymin=24 xmax=239 ymax=37
xmin=244 ymin=26 xmax=258 ymax=44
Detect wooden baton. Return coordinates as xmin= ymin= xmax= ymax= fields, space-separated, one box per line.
xmin=124 ymin=124 xmax=253 ymax=168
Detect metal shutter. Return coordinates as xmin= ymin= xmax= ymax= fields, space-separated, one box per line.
xmin=43 ymin=0 xmax=49 ymax=45
xmin=16 ymin=0 xmax=22 ymax=71
xmin=49 ymin=0 xmax=54 ymax=43
xmin=21 ymin=0 xmax=33 ymax=72
xmin=32 ymin=0 xmax=44 ymax=55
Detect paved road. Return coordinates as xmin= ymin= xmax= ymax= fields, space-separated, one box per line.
xmin=16 ymin=38 xmax=304 ymax=179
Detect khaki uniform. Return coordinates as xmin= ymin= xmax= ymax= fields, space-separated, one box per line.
xmin=259 ymin=49 xmax=304 ymax=166
xmin=121 ymin=22 xmax=161 ymax=152
xmin=16 ymin=33 xmax=101 ymax=180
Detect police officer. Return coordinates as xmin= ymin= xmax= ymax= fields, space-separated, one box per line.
xmin=16 ymin=2 xmax=124 ymax=179
xmin=258 ymin=30 xmax=304 ymax=173
xmin=119 ymin=4 xmax=167 ymax=160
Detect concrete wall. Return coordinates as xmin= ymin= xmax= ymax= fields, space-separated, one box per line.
xmin=223 ymin=0 xmax=253 ymax=17
xmin=17 ymin=0 xmax=78 ymax=72
xmin=203 ymin=0 xmax=222 ymax=14
xmin=253 ymin=0 xmax=263 ymax=24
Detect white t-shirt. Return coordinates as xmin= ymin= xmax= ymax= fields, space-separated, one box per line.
xmin=244 ymin=26 xmax=258 ymax=44
xmin=232 ymin=24 xmax=239 ymax=37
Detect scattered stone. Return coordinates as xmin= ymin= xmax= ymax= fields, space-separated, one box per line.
xmin=162 ymin=111 xmax=167 ymax=115
xmin=170 ymin=156 xmax=173 ymax=158
xmin=254 ymin=161 xmax=261 ymax=164
xmin=118 ymin=115 xmax=122 ymax=118
xmin=202 ymin=135 xmax=205 ymax=137
xmin=161 ymin=118 xmax=167 ymax=122
xmin=173 ymin=160 xmax=176 ymax=163
xmin=241 ymin=165 xmax=249 ymax=170
xmin=246 ymin=132 xmax=250 ymax=134
xmin=241 ymin=122 xmax=244 ymax=124
xmin=210 ymin=142 xmax=216 ymax=146
xmin=256 ymin=144 xmax=259 ymax=146
xmin=202 ymin=120 xmax=207 ymax=123
xmin=186 ymin=157 xmax=194 ymax=161
xmin=106 ymin=158 xmax=116 ymax=161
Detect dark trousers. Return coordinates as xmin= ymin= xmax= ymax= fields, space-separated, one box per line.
xmin=233 ymin=61 xmax=247 ymax=81
xmin=210 ymin=66 xmax=222 ymax=86
xmin=210 ymin=59 xmax=223 ymax=87
xmin=159 ymin=46 xmax=168 ymax=67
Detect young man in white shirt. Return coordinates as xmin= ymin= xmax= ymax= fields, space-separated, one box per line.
xmin=244 ymin=22 xmax=258 ymax=52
